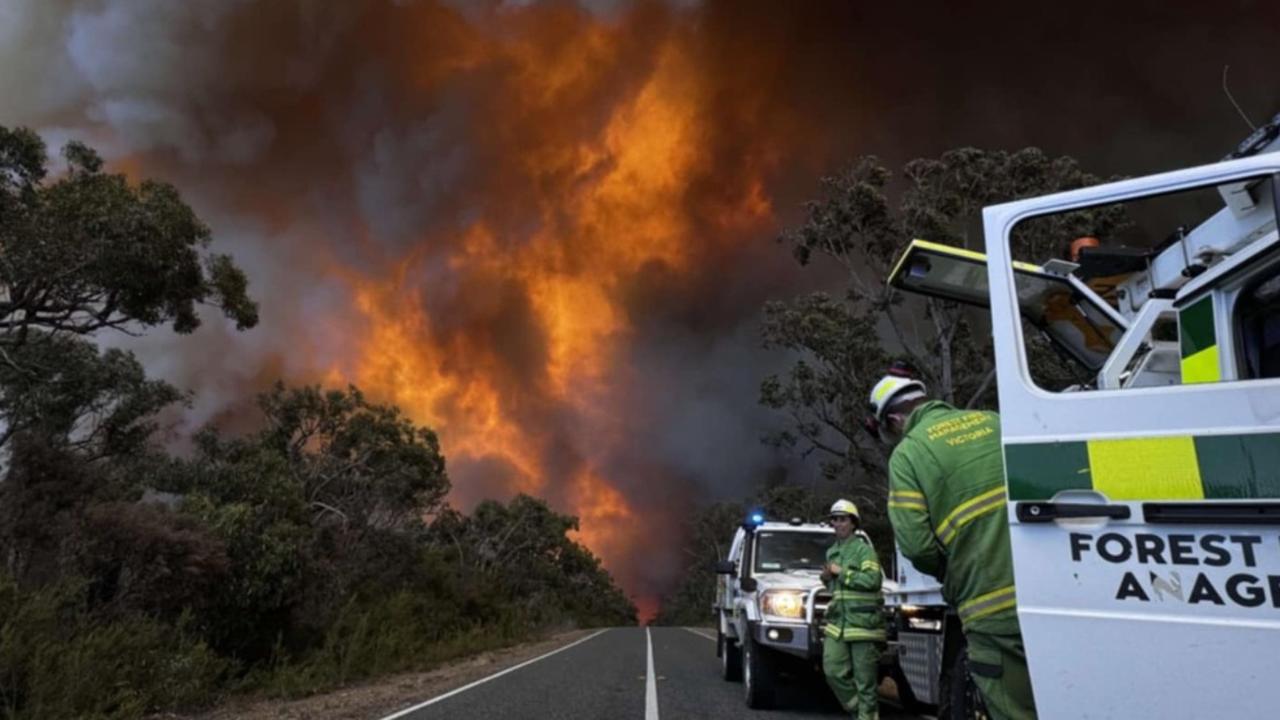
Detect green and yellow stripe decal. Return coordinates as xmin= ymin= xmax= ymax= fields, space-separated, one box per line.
xmin=1005 ymin=431 xmax=1280 ymax=501
xmin=1179 ymin=296 xmax=1220 ymax=384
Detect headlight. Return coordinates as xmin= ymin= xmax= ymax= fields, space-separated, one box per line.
xmin=906 ymin=616 xmax=942 ymax=631
xmin=761 ymin=589 xmax=806 ymax=619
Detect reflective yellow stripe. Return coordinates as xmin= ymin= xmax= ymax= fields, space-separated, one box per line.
xmin=860 ymin=560 xmax=880 ymax=571
xmin=958 ymin=585 xmax=1017 ymax=624
xmin=831 ymin=590 xmax=881 ymax=601
xmin=890 ymin=490 xmax=927 ymax=511
xmin=824 ymin=624 xmax=884 ymax=638
xmin=889 ymin=239 xmax=1044 ymax=288
xmin=935 ymin=487 xmax=1006 ymax=545
xmin=1181 ymin=346 xmax=1220 ymax=384
xmin=1087 ymin=436 xmax=1204 ymax=500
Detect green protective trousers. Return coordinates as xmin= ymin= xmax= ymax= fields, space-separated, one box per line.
xmin=822 ymin=637 xmax=880 ymax=720
xmin=965 ymin=631 xmax=1037 ymax=720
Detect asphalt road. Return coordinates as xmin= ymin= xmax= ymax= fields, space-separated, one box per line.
xmin=381 ymin=627 xmax=929 ymax=720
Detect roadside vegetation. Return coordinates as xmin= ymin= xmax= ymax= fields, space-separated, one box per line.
xmin=658 ymin=148 xmax=1121 ymax=626
xmin=0 ymin=127 xmax=635 ymax=720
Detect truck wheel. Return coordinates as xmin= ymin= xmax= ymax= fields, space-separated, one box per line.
xmin=942 ymin=639 xmax=990 ymax=720
xmin=888 ymin=662 xmax=927 ymax=715
xmin=742 ymin=636 xmax=776 ymax=709
xmin=719 ymin=629 xmax=743 ymax=681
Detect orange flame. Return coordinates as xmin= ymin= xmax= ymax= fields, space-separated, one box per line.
xmin=327 ymin=5 xmax=773 ymax=610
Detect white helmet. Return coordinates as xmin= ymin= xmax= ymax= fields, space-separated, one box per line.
xmin=865 ymin=371 xmax=926 ymax=422
xmin=829 ymin=499 xmax=860 ymax=521
xmin=865 ymin=361 xmax=926 ymax=435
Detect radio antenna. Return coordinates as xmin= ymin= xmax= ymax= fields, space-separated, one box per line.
xmin=1222 ymin=65 xmax=1256 ymax=131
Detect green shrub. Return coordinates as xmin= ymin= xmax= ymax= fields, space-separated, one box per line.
xmin=257 ymin=589 xmax=532 ymax=698
xmin=0 ymin=577 xmax=229 ymax=719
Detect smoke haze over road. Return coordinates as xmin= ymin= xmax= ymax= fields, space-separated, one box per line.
xmin=3 ymin=0 xmax=1275 ymax=614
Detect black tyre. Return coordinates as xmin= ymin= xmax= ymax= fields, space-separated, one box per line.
xmin=742 ymin=636 xmax=776 ymax=709
xmin=888 ymin=662 xmax=928 ymax=715
xmin=720 ymin=628 xmax=743 ymax=682
xmin=941 ymin=636 xmax=990 ymax=720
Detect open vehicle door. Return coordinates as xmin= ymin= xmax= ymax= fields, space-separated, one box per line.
xmin=975 ymin=154 xmax=1280 ymax=719
xmin=888 ymin=239 xmax=1128 ymax=376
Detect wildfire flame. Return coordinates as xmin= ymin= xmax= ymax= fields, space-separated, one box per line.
xmin=50 ymin=0 xmax=797 ymax=619
xmin=16 ymin=0 xmax=1252 ymax=623
xmin=335 ymin=7 xmax=772 ymax=614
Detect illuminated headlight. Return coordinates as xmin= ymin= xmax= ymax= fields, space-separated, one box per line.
xmin=761 ymin=590 xmax=806 ymax=619
xmin=906 ymin=616 xmax=942 ymax=631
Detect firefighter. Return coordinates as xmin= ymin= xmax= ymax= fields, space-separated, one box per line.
xmin=821 ymin=499 xmax=885 ymax=720
xmin=869 ymin=365 xmax=1037 ymax=720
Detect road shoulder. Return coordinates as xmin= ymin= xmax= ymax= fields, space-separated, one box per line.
xmin=151 ymin=628 xmax=603 ymax=720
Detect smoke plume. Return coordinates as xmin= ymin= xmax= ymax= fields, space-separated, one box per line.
xmin=3 ymin=0 xmax=1276 ymax=615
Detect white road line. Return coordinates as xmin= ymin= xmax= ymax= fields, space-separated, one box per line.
xmin=645 ymin=627 xmax=659 ymax=720
xmin=378 ymin=628 xmax=610 ymax=720
xmin=682 ymin=627 xmax=716 ymax=642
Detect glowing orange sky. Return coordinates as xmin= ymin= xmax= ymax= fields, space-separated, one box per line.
xmin=323 ymin=9 xmax=773 ymax=615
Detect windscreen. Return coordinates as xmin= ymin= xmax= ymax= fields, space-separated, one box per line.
xmin=753 ymin=531 xmax=832 ymax=573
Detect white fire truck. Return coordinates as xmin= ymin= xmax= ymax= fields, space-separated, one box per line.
xmin=883 ymin=115 xmax=1280 ymax=718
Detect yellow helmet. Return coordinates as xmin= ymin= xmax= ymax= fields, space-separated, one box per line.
xmin=829 ymin=499 xmax=860 ymax=521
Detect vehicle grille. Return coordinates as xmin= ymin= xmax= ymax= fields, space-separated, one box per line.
xmin=898 ymin=630 xmax=944 ymax=704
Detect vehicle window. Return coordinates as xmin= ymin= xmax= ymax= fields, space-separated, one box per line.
xmin=1237 ymin=262 xmax=1280 ymax=379
xmin=753 ymin=531 xmax=832 ymax=572
xmin=1012 ymin=270 xmax=1123 ymax=372
xmin=1007 ymin=178 xmax=1275 ymax=392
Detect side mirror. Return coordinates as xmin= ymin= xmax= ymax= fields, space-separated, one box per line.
xmin=739 ymin=577 xmax=758 ymax=592
xmin=714 ymin=560 xmax=736 ymax=576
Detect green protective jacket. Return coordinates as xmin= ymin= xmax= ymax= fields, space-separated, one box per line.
xmin=887 ymin=400 xmax=1020 ymax=635
xmin=823 ymin=534 xmax=886 ymax=642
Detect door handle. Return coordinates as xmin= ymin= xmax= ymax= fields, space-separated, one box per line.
xmin=1015 ymin=502 xmax=1131 ymax=523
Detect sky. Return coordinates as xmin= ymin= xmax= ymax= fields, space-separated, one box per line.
xmin=2 ymin=0 xmax=1277 ymax=615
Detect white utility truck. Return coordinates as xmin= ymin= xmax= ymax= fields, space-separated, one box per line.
xmin=714 ymin=514 xmax=913 ymax=710
xmin=884 ymin=115 xmax=1280 ymax=719
xmin=713 ymin=514 xmax=838 ymax=709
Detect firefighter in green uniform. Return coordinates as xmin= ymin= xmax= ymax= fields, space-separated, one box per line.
xmin=821 ymin=499 xmax=884 ymax=720
xmin=868 ymin=365 xmax=1037 ymax=720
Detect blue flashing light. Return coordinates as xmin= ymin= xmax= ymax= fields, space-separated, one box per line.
xmin=749 ymin=512 xmax=765 ymax=525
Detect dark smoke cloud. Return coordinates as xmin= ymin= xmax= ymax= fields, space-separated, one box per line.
xmin=2 ymin=0 xmax=1276 ymax=608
